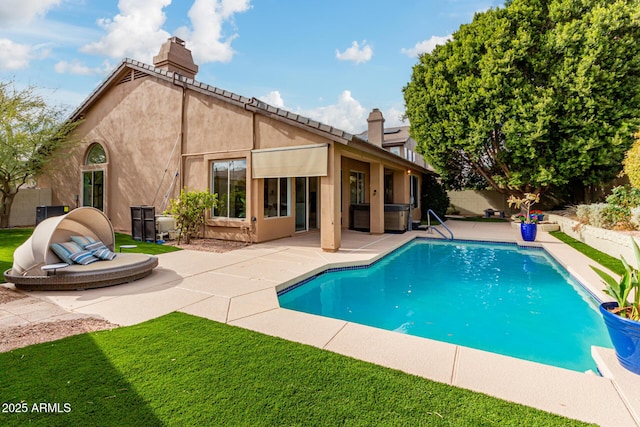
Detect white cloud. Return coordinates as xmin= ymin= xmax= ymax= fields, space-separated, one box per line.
xmin=0 ymin=0 xmax=61 ymax=26
xmin=80 ymin=0 xmax=172 ymax=61
xmin=383 ymin=107 xmax=407 ymax=128
xmin=258 ymin=90 xmax=285 ymax=108
xmin=259 ymin=90 xmax=405 ymax=135
xmin=0 ymin=38 xmax=50 ymax=70
xmin=335 ymin=41 xmax=373 ymax=64
xmin=175 ymin=0 xmax=251 ymax=64
xmin=301 ymin=90 xmax=368 ymax=134
xmin=54 ymin=59 xmax=112 ymax=76
xmin=401 ymin=35 xmax=452 ymax=57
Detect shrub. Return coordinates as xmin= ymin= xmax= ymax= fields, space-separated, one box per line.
xmin=605 ymin=185 xmax=640 ymax=229
xmin=624 ymin=129 xmax=640 ymax=189
xmin=631 ymin=207 xmax=640 ymax=230
xmin=587 ymin=203 xmax=616 ymax=229
xmin=576 ymin=204 xmax=590 ymax=224
xmin=166 ymin=189 xmax=218 ymax=244
xmin=421 ymin=174 xmax=450 ymax=220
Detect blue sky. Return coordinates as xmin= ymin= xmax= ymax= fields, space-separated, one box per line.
xmin=0 ymin=0 xmax=504 ymax=133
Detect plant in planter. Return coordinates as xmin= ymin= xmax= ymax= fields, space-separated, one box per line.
xmin=508 ymin=193 xmax=540 ymax=241
xmin=530 ymin=209 xmax=544 ymax=222
xmin=591 ymin=238 xmax=640 ymax=375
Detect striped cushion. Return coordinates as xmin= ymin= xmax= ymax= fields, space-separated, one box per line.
xmin=85 ymin=241 xmax=106 ymax=251
xmin=70 ymin=235 xmax=99 ymax=248
xmin=92 ymin=247 xmax=117 ymax=261
xmin=70 ymin=236 xmax=115 ymax=260
xmin=69 ymin=250 xmax=99 ymax=265
xmin=50 ymin=241 xmax=84 ymax=264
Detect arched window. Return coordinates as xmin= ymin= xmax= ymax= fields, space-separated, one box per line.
xmin=86 ymin=144 xmax=107 ymax=165
xmin=82 ymin=144 xmax=107 ymax=211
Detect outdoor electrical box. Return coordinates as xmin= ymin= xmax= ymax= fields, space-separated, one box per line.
xmin=130 ymin=206 xmax=156 ymax=242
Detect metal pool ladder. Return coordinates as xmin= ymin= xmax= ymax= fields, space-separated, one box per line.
xmin=425 ymin=209 xmax=454 ymax=240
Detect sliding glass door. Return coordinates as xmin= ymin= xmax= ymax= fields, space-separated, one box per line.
xmin=295 ymin=177 xmax=318 ymax=232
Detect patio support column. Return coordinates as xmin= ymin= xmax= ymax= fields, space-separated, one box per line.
xmin=321 ymin=144 xmax=341 ymax=252
xmin=370 ymin=161 xmax=384 ymax=234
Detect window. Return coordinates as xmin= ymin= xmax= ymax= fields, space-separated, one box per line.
xmin=384 ymin=172 xmax=394 ymax=204
xmin=389 ymin=146 xmax=400 ymax=156
xmin=83 ymin=170 xmax=104 ymax=210
xmin=410 ymin=175 xmax=419 ymax=209
xmin=81 ymin=143 xmax=107 ymax=211
xmin=86 ymin=144 xmax=107 ymax=165
xmin=211 ymin=159 xmax=247 ymax=219
xmin=350 ymin=171 xmax=365 ymax=204
xmin=264 ymin=177 xmax=291 ymax=218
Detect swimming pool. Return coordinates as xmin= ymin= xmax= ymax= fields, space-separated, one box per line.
xmin=278 ymin=239 xmax=612 ymax=372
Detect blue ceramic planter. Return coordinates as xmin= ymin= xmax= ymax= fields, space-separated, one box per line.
xmin=520 ymin=223 xmax=537 ymax=242
xmin=600 ymin=302 xmax=640 ymax=375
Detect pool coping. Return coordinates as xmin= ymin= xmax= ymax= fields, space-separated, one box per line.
xmin=232 ymin=229 xmax=639 ymax=427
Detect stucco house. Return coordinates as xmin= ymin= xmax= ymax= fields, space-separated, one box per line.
xmin=39 ymin=37 xmax=433 ymax=252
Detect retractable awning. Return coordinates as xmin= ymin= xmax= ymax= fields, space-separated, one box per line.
xmin=251 ymin=143 xmax=328 ymax=178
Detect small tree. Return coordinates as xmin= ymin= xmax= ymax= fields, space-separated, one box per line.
xmin=0 ymin=81 xmax=80 ymax=227
xmin=421 ymin=174 xmax=449 ymax=220
xmin=166 ymin=189 xmax=218 ymax=244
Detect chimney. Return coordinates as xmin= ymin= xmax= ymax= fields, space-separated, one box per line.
xmin=153 ymin=37 xmax=199 ymax=79
xmin=367 ymin=108 xmax=385 ymax=147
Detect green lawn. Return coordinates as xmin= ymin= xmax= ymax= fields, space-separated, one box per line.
xmin=0 ymin=228 xmax=33 ymax=273
xmin=549 ymin=231 xmax=625 ymax=275
xmin=0 ymin=228 xmax=180 ymax=274
xmin=0 ymin=312 xmax=593 ymax=427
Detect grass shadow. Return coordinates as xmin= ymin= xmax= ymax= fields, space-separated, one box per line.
xmin=1 ymin=331 xmax=163 ymax=426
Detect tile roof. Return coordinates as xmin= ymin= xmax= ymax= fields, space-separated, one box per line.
xmin=67 ymin=57 xmax=432 ymax=173
xmin=69 ymin=58 xmax=358 ymax=145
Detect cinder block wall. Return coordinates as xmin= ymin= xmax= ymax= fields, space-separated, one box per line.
xmin=9 ymin=188 xmax=52 ymax=227
xmin=447 ymin=190 xmax=512 ymax=216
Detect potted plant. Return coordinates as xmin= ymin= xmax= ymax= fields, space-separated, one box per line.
xmin=530 ymin=209 xmax=544 ymax=222
xmin=591 ymin=237 xmax=640 ymax=375
xmin=508 ymin=193 xmax=540 ymax=242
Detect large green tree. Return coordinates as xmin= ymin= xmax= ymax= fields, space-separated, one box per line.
xmin=404 ymin=0 xmax=640 ymax=197
xmin=0 ymin=82 xmax=79 ymax=227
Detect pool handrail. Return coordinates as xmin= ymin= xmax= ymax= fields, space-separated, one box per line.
xmin=426 ymin=209 xmax=454 ymax=240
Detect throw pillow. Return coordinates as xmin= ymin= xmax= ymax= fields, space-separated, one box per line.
xmin=70 ymin=235 xmax=99 ymax=248
xmin=92 ymin=247 xmax=117 ymax=261
xmin=50 ymin=241 xmax=84 ymax=265
xmin=69 ymin=250 xmax=99 ymax=265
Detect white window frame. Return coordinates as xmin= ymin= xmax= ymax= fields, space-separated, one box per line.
xmin=210 ymin=159 xmax=247 ymax=219
xmin=264 ymin=177 xmax=291 ymax=218
xmin=350 ymin=171 xmax=366 ymax=204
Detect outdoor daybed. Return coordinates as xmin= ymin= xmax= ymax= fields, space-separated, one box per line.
xmin=3 ymin=207 xmax=158 ymax=291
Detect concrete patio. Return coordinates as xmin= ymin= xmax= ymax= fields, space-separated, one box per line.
xmin=2 ymin=220 xmax=639 ymax=426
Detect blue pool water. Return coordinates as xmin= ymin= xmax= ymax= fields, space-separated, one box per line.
xmin=278 ymin=239 xmax=613 ymax=372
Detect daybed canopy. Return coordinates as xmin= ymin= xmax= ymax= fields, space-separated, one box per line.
xmin=4 ymin=207 xmax=158 ymax=291
xmin=11 ymin=207 xmax=115 ymax=275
